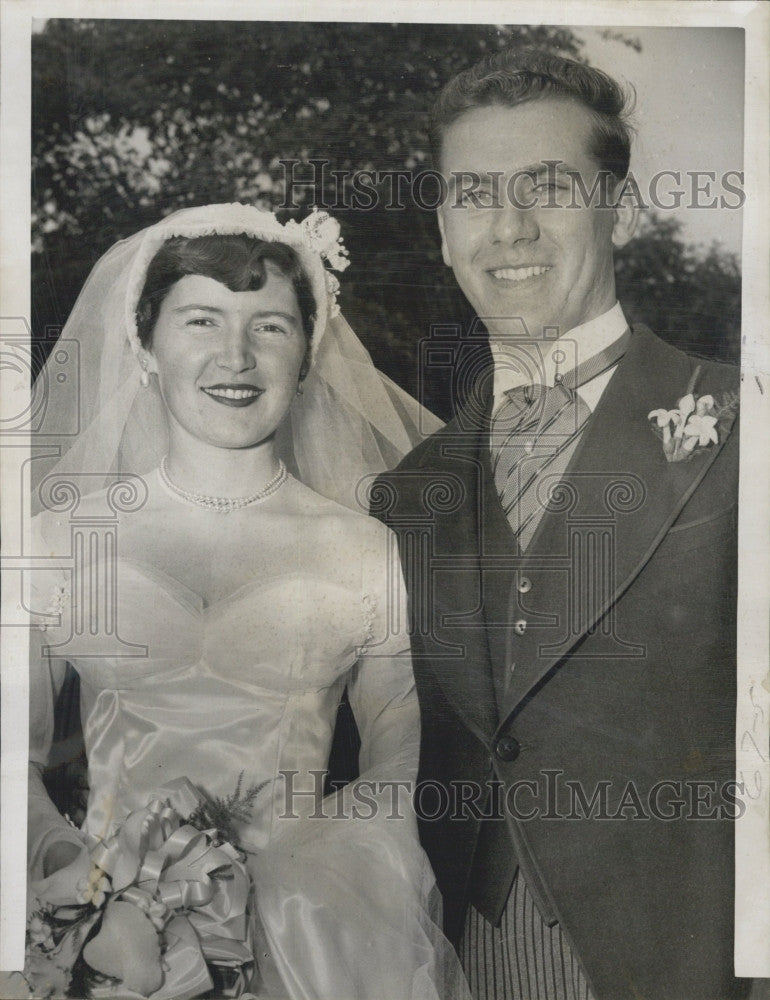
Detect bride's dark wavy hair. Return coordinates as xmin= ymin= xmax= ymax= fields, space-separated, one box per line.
xmin=136 ymin=234 xmax=317 ymax=350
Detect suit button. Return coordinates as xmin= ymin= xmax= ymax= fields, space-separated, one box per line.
xmin=517 ymin=577 xmax=532 ymax=594
xmin=494 ymin=736 xmax=520 ymax=762
xmin=513 ymin=619 xmax=527 ymax=635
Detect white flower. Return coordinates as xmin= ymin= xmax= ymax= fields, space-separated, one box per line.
xmin=683 ymin=413 xmax=719 ymax=447
xmin=76 ymin=868 xmax=108 ymax=909
xmin=648 ymin=408 xmax=682 ymax=447
xmin=325 ymin=272 xmax=341 ymax=317
xmin=303 ymin=209 xmax=340 ymax=247
xmin=676 ymin=393 xmax=696 ymax=419
xmin=300 ymin=209 xmax=350 ymax=271
xmin=695 ymin=394 xmax=715 ymax=416
xmin=648 ymin=408 xmax=678 ymax=428
xmin=37 ymin=584 xmax=69 ymax=632
xmin=28 ymin=915 xmax=54 ymax=949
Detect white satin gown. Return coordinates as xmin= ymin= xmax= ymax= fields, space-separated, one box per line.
xmin=27 ymin=488 xmax=466 ymax=1000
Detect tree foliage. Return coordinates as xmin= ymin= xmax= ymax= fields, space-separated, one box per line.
xmin=32 ymin=19 xmax=740 ymax=418
xmin=616 ymin=214 xmax=740 ymax=362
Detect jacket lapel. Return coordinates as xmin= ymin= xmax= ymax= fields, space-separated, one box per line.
xmin=413 ymin=402 xmax=506 ymax=742
xmin=500 ymin=325 xmax=738 ymax=718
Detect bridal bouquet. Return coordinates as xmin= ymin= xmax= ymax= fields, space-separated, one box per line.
xmin=19 ymin=777 xmax=263 ymax=1000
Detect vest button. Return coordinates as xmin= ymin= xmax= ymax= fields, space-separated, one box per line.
xmin=513 ymin=619 xmax=527 ymax=635
xmin=517 ymin=576 xmax=532 ymax=594
xmin=494 ymin=736 xmax=521 ymax=762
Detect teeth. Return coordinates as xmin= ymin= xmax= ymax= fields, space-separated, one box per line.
xmin=204 ymin=387 xmax=260 ymax=400
xmin=492 ymin=266 xmax=551 ymax=282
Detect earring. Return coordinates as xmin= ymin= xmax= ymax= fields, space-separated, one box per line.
xmin=297 ymin=351 xmax=310 ymax=396
xmin=140 ymin=359 xmax=149 ymax=388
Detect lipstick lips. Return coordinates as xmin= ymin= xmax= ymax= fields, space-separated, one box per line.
xmin=201 ymin=383 xmax=263 ymax=408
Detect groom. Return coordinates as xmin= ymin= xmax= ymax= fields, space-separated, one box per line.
xmin=372 ymin=51 xmax=746 ymax=999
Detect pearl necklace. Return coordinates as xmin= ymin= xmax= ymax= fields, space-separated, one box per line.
xmin=158 ymin=457 xmax=288 ymax=513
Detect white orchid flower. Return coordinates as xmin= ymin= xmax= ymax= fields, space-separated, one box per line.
xmin=649 ymin=408 xmax=680 ymax=446
xmin=670 ymin=394 xmax=695 ymax=440
xmin=648 ymin=408 xmax=677 ymax=427
xmin=695 ymin=394 xmax=715 ymax=416
xmin=683 ymin=413 xmax=719 ymax=447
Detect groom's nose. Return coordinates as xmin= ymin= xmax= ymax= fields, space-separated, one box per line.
xmin=488 ymin=201 xmax=540 ymax=245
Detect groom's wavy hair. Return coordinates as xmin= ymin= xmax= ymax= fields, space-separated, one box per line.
xmin=136 ymin=234 xmax=316 ymax=350
xmin=430 ymin=50 xmax=635 ymax=182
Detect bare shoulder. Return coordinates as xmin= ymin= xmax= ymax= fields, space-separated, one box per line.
xmin=32 ymin=479 xmax=158 ymax=554
xmin=31 ymin=500 xmax=91 ymax=553
xmin=284 ymin=476 xmax=393 ymax=555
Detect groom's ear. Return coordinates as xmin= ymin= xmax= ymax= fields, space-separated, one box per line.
xmin=437 ymin=212 xmax=452 ymax=269
xmin=610 ymin=178 xmax=639 ymax=250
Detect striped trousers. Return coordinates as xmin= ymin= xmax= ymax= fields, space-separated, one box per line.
xmin=459 ymin=871 xmax=594 ymax=1000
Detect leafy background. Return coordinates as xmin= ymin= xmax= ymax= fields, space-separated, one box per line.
xmin=33 ymin=19 xmax=741 ymax=422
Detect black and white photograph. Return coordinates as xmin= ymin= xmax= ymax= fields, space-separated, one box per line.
xmin=1 ymin=3 xmax=768 ymax=999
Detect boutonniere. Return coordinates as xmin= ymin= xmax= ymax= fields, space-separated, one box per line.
xmin=648 ymin=364 xmax=739 ymax=463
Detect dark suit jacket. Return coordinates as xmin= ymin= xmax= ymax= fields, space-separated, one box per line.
xmin=372 ymin=326 xmax=747 ymax=1000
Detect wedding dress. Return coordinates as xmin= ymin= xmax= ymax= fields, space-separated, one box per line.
xmin=27 ymin=480 xmax=464 ymax=1000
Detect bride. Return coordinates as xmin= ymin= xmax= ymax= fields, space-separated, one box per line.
xmin=23 ymin=203 xmax=465 ymax=999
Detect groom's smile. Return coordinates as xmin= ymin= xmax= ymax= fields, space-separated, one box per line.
xmin=489 ymin=264 xmax=553 ymax=283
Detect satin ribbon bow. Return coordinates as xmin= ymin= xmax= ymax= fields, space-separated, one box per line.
xmin=89 ymin=778 xmax=255 ymax=1000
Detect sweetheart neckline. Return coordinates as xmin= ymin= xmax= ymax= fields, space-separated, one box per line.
xmin=115 ymin=557 xmax=363 ymax=617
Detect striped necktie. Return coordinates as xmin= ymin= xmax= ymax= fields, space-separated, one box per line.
xmin=491 ymin=330 xmax=631 ymax=545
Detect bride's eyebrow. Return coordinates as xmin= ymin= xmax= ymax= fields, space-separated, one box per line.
xmin=172 ymin=305 xmax=300 ymax=324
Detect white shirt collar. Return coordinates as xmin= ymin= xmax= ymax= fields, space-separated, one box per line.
xmin=491 ymin=302 xmax=628 ymax=414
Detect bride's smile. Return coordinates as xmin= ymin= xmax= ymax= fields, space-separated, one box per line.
xmin=201 ymin=383 xmax=263 ymax=406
